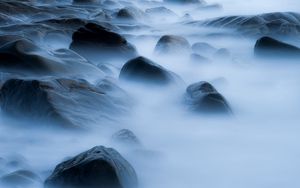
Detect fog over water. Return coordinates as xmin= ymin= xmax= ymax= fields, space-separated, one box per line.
xmin=0 ymin=0 xmax=300 ymax=188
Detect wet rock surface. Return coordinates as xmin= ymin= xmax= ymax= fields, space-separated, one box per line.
xmin=70 ymin=23 xmax=137 ymax=63
xmin=119 ymin=56 xmax=182 ymax=86
xmin=44 ymin=146 xmax=138 ymax=188
xmin=190 ymin=12 xmax=300 ymax=36
xmin=185 ymin=81 xmax=232 ymax=114
xmin=0 ymin=78 xmax=130 ymax=128
xmin=112 ymin=129 xmax=141 ymax=146
xmin=254 ymin=36 xmax=300 ymax=58
xmin=154 ymin=35 xmax=191 ymax=55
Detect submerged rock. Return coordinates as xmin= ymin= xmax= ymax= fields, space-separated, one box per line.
xmin=185 ymin=81 xmax=232 ymax=114
xmin=193 ymin=12 xmax=300 ymax=36
xmin=0 ymin=170 xmax=41 ymax=188
xmin=254 ymin=36 xmax=300 ymax=58
xmin=70 ymin=23 xmax=137 ymax=63
xmin=154 ymin=35 xmax=191 ymax=55
xmin=192 ymin=42 xmax=216 ymax=55
xmin=44 ymin=146 xmax=138 ymax=188
xmin=112 ymin=129 xmax=141 ymax=146
xmin=190 ymin=53 xmax=211 ymax=64
xmin=145 ymin=7 xmax=178 ymax=20
xmin=119 ymin=56 xmax=182 ymax=86
xmin=0 ymin=78 xmax=130 ymax=129
xmin=214 ymin=48 xmax=231 ymax=59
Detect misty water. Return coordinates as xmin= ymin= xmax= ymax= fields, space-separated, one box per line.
xmin=0 ymin=0 xmax=300 ymax=188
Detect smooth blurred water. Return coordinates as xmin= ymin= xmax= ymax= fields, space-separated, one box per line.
xmin=0 ymin=0 xmax=300 ymax=188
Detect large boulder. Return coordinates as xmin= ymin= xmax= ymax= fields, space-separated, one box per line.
xmin=0 ymin=39 xmax=103 ymax=77
xmin=44 ymin=146 xmax=138 ymax=188
xmin=0 ymin=39 xmax=54 ymax=74
xmin=154 ymin=35 xmax=191 ymax=55
xmin=0 ymin=78 xmax=130 ymax=128
xmin=254 ymin=36 xmax=300 ymax=58
xmin=119 ymin=56 xmax=181 ymax=86
xmin=185 ymin=81 xmax=232 ymax=114
xmin=70 ymin=23 xmax=137 ymax=63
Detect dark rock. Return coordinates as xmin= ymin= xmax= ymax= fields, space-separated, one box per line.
xmin=0 ymin=39 xmax=102 ymax=77
xmin=112 ymin=129 xmax=141 ymax=146
xmin=0 ymin=170 xmax=41 ymax=188
xmin=154 ymin=35 xmax=191 ymax=55
xmin=70 ymin=23 xmax=137 ymax=63
xmin=0 ymin=39 xmax=54 ymax=74
xmin=0 ymin=79 xmax=74 ymax=128
xmin=0 ymin=78 xmax=130 ymax=128
xmin=44 ymin=146 xmax=138 ymax=188
xmin=254 ymin=36 xmax=300 ymax=58
xmin=185 ymin=81 xmax=232 ymax=114
xmin=0 ymin=35 xmax=23 ymax=47
xmin=119 ymin=56 xmax=181 ymax=86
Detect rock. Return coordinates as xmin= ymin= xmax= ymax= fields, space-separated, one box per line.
xmin=145 ymin=7 xmax=178 ymax=20
xmin=154 ymin=35 xmax=191 ymax=55
xmin=112 ymin=129 xmax=141 ymax=146
xmin=185 ymin=81 xmax=232 ymax=114
xmin=0 ymin=78 xmax=130 ymax=129
xmin=195 ymin=12 xmax=300 ymax=36
xmin=190 ymin=53 xmax=211 ymax=64
xmin=0 ymin=39 xmax=103 ymax=77
xmin=0 ymin=13 xmax=22 ymax=26
xmin=0 ymin=170 xmax=41 ymax=188
xmin=0 ymin=35 xmax=23 ymax=47
xmin=192 ymin=42 xmax=216 ymax=55
xmin=36 ymin=18 xmax=87 ymax=31
xmin=254 ymin=36 xmax=300 ymax=58
xmin=214 ymin=48 xmax=231 ymax=59
xmin=116 ymin=7 xmax=146 ymax=22
xmin=0 ymin=39 xmax=54 ymax=74
xmin=70 ymin=23 xmax=137 ymax=63
xmin=119 ymin=56 xmax=181 ymax=86
xmin=44 ymin=146 xmax=138 ymax=188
